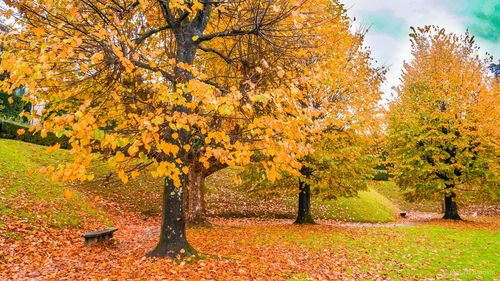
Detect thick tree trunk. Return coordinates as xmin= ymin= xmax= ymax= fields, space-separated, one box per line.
xmin=294 ymin=180 xmax=315 ymax=224
xmin=186 ymin=162 xmax=210 ymax=226
xmin=443 ymin=191 xmax=461 ymax=220
xmin=147 ymin=176 xmax=197 ymax=258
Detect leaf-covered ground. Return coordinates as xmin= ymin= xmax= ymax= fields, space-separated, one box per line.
xmin=1 ymin=209 xmax=499 ymax=280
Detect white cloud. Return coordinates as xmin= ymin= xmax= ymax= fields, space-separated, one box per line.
xmin=345 ymin=0 xmax=499 ymax=100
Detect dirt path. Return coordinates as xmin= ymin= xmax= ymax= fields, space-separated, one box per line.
xmin=207 ymin=211 xmax=442 ymax=228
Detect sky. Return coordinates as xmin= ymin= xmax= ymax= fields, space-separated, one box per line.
xmin=345 ymin=0 xmax=500 ymax=98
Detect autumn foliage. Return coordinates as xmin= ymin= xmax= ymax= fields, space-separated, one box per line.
xmin=386 ymin=26 xmax=499 ymax=219
xmin=0 ymin=1 xmax=498 ymax=276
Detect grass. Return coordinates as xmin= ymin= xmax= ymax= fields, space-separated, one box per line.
xmin=253 ymin=221 xmax=500 ymax=280
xmin=315 ymin=186 xmax=399 ymax=222
xmin=372 ymin=181 xmax=441 ymax=212
xmin=0 ymin=139 xmax=110 ymax=237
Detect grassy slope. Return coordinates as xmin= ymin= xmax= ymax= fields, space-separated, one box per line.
xmin=0 ymin=139 xmax=110 ymax=238
xmin=206 ymin=168 xmax=399 ymax=223
xmin=1 ymin=139 xmax=399 ymax=225
xmin=372 ymin=180 xmax=441 ymax=212
xmin=316 ymin=185 xmax=399 ymax=222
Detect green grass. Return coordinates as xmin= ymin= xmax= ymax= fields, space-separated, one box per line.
xmin=315 ymin=186 xmax=399 ymax=222
xmin=0 ymin=139 xmax=110 ymax=236
xmin=372 ymin=181 xmax=441 ymax=212
xmin=263 ymin=222 xmax=500 ymax=280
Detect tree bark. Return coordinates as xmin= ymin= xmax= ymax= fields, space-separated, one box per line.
xmin=186 ymin=161 xmax=210 ymax=226
xmin=443 ymin=191 xmax=461 ymax=220
xmin=147 ymin=176 xmax=197 ymax=258
xmin=294 ymin=180 xmax=316 ymax=224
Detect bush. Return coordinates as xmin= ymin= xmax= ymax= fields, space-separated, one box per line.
xmin=0 ymin=89 xmax=31 ymax=122
xmin=373 ymin=168 xmax=389 ymax=181
xmin=0 ymin=119 xmax=69 ymax=148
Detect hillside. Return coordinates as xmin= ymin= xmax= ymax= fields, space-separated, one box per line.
xmin=0 ymin=139 xmax=400 ymax=227
xmin=0 ymin=139 xmax=110 ymax=239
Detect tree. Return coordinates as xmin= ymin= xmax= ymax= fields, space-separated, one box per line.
xmin=386 ymin=26 xmax=498 ymax=220
xmin=238 ymin=10 xmax=385 ymax=225
xmin=0 ymin=0 xmax=326 ymax=258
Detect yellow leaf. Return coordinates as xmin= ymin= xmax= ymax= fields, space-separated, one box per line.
xmin=90 ymin=52 xmax=104 ymax=64
xmin=131 ymin=170 xmax=140 ymax=179
xmin=47 ymin=143 xmax=60 ymax=153
xmin=192 ymin=35 xmax=199 ymax=42
xmin=64 ymin=189 xmax=73 ymax=200
xmin=172 ymin=133 xmax=179 ymax=140
xmin=17 ymin=129 xmax=26 ymax=135
xmin=94 ymin=195 xmax=100 ymax=202
xmin=118 ymin=170 xmax=129 ymax=184
xmin=115 ymin=151 xmax=126 ymax=162
xmin=7 ymin=97 xmax=14 ymax=104
xmin=32 ymin=27 xmax=45 ymax=36
xmin=182 ymin=166 xmax=189 ymax=174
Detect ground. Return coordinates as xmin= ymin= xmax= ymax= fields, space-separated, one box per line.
xmin=1 ymin=139 xmax=499 ymax=280
xmin=2 ymin=213 xmax=498 ymax=280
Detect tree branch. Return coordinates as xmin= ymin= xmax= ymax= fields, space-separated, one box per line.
xmin=195 ymin=28 xmax=259 ymax=43
xmin=133 ymin=24 xmax=172 ymax=44
xmin=198 ymin=46 xmax=233 ymax=64
xmin=130 ymin=59 xmax=176 ymax=82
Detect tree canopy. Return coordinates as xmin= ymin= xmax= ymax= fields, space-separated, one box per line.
xmin=386 ymin=26 xmax=499 ymax=219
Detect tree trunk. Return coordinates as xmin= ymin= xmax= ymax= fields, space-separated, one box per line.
xmin=186 ymin=162 xmax=210 ymax=226
xmin=294 ymin=180 xmax=315 ymax=224
xmin=443 ymin=191 xmax=461 ymax=220
xmin=147 ymin=176 xmax=197 ymax=258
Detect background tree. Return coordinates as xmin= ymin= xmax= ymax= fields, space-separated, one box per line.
xmin=386 ymin=26 xmax=498 ymax=220
xmin=0 ymin=0 xmax=326 ymax=258
xmin=239 ymin=10 xmax=385 ymax=225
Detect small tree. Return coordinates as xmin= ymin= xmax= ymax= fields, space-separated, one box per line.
xmin=387 ymin=26 xmax=498 ymax=220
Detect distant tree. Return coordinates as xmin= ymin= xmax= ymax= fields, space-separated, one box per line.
xmin=387 ymin=26 xmax=498 ymax=220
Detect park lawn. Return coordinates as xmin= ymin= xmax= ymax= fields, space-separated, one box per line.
xmin=269 ymin=221 xmax=500 ymax=280
xmin=1 ymin=140 xmax=498 ymax=280
xmin=3 ymin=215 xmax=497 ymax=280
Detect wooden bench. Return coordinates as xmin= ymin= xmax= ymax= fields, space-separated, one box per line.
xmin=82 ymin=227 xmax=118 ymax=246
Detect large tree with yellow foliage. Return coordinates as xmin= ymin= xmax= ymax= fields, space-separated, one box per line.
xmin=0 ymin=0 xmax=350 ymax=258
xmin=387 ymin=26 xmax=499 ymax=220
